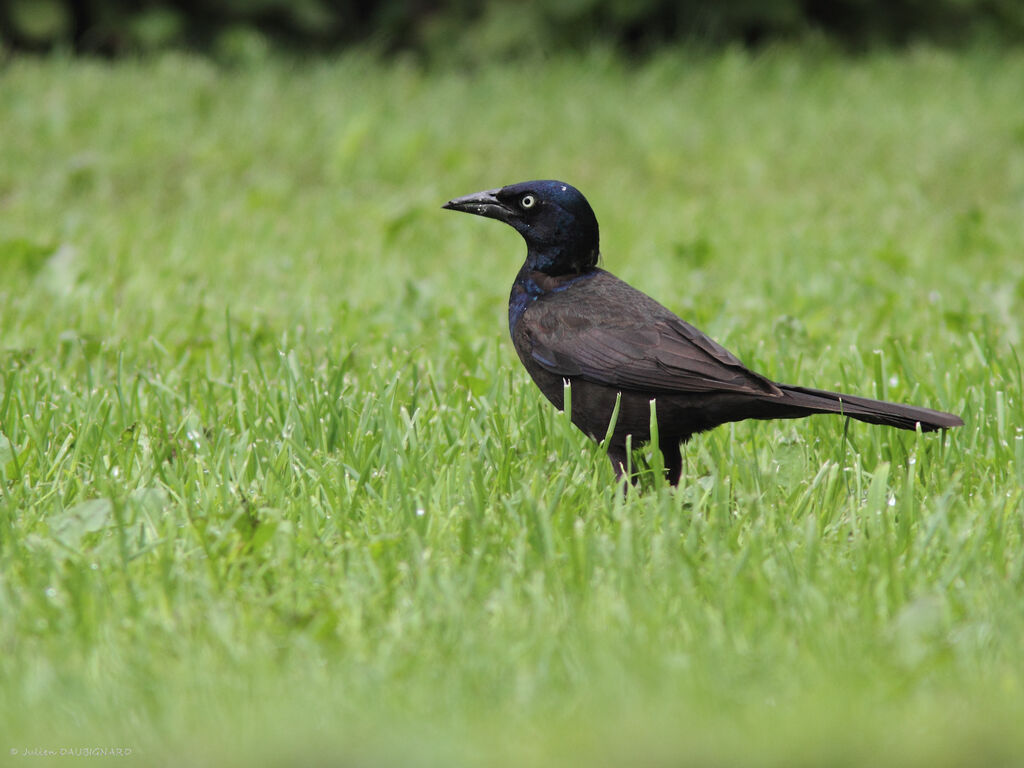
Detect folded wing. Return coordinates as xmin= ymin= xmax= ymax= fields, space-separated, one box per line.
xmin=523 ymin=271 xmax=783 ymax=397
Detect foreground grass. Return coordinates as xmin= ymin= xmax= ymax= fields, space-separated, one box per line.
xmin=1 ymin=48 xmax=1023 ymax=765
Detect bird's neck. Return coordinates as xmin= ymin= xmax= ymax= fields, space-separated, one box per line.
xmin=525 ymin=243 xmax=598 ymax=275
xmin=508 ymin=263 xmax=599 ymax=333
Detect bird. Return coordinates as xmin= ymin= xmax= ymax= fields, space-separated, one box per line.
xmin=443 ymin=180 xmax=963 ymax=485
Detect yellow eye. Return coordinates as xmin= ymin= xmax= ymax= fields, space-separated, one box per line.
xmin=520 ymin=194 xmax=536 ymax=209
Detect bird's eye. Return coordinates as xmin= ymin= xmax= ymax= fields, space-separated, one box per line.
xmin=520 ymin=194 xmax=536 ymax=209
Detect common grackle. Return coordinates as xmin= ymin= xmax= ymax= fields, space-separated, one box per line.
xmin=443 ymin=180 xmax=963 ymax=485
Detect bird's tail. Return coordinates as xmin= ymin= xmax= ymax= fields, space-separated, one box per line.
xmin=770 ymin=384 xmax=963 ymax=432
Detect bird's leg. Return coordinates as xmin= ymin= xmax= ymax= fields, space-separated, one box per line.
xmin=659 ymin=438 xmax=683 ymax=486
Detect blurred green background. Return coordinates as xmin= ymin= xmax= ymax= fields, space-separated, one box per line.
xmin=2 ymin=1 xmax=1023 ymax=767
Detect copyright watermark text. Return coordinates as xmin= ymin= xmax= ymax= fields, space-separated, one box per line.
xmin=9 ymin=747 xmax=133 ymax=758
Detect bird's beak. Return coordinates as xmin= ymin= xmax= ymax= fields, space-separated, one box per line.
xmin=442 ymin=188 xmax=512 ymax=221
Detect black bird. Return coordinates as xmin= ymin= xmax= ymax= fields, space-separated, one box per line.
xmin=443 ymin=180 xmax=963 ymax=485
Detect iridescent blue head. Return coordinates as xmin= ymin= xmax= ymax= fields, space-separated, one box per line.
xmin=443 ymin=180 xmax=600 ymax=276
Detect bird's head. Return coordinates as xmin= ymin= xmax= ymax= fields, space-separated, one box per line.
xmin=443 ymin=180 xmax=600 ymax=275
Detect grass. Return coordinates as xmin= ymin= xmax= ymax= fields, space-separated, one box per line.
xmin=1 ymin=46 xmax=1023 ymax=766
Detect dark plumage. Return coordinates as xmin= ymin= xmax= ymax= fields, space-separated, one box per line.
xmin=443 ymin=180 xmax=963 ymax=485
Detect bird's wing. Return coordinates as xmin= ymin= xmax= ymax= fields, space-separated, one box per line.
xmin=522 ymin=276 xmax=783 ymax=397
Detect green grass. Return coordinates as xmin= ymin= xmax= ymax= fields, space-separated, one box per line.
xmin=1 ymin=47 xmax=1023 ymax=766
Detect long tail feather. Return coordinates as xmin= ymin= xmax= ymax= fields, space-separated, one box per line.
xmin=775 ymin=385 xmax=963 ymax=432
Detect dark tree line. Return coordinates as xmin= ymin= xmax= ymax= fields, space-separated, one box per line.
xmin=1 ymin=0 xmax=1022 ymax=58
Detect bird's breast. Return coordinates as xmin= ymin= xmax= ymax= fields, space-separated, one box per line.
xmin=508 ymin=283 xmax=536 ymax=334
xmin=507 ymin=269 xmax=599 ymax=335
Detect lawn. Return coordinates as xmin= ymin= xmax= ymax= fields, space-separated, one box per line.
xmin=1 ymin=47 xmax=1023 ymax=766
